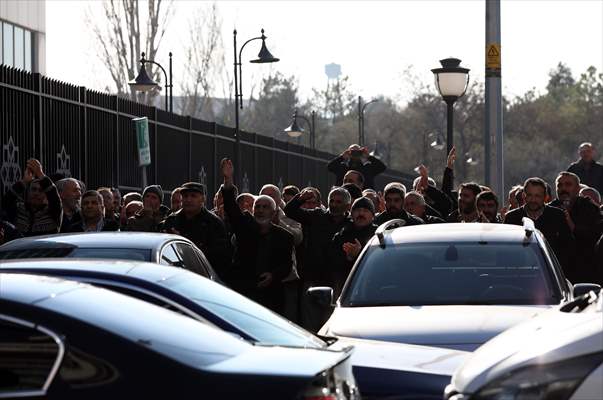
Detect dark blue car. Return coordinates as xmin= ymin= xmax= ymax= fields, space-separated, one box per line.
xmin=0 ymin=259 xmax=469 ymax=400
xmin=0 ymin=272 xmax=358 ymax=399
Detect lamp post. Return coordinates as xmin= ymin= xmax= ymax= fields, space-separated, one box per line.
xmin=233 ymin=28 xmax=279 ymax=183
xmin=283 ymin=109 xmax=316 ymax=149
xmin=129 ymin=52 xmax=173 ymax=112
xmin=358 ymin=96 xmax=378 ymax=146
xmin=431 ymin=58 xmax=470 ymax=155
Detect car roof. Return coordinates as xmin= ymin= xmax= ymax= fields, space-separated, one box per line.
xmin=0 ymin=258 xmax=187 ymax=283
xmin=375 ymin=223 xmax=537 ymax=245
xmin=0 ymin=272 xmax=249 ymax=368
xmin=0 ymin=232 xmax=186 ymax=251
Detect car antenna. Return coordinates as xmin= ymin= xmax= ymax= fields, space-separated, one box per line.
xmin=375 ymin=219 xmax=406 ymax=248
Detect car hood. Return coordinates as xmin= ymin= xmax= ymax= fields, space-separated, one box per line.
xmin=320 ymin=305 xmax=550 ymax=351
xmin=452 ymin=306 xmax=603 ymax=394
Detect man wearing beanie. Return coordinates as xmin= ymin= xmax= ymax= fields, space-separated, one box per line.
xmin=126 ymin=184 xmax=170 ymax=232
xmin=374 ymin=182 xmax=424 ymax=226
xmin=329 ymin=197 xmax=378 ymax=298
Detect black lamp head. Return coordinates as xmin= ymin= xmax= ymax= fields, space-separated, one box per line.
xmin=129 ymin=54 xmax=159 ymax=92
xmin=250 ymin=29 xmax=280 ymax=63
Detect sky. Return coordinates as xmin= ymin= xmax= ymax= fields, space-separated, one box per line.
xmin=46 ymin=0 xmax=603 ymax=105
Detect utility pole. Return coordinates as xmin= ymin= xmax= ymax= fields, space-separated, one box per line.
xmin=485 ymin=0 xmax=504 ymax=197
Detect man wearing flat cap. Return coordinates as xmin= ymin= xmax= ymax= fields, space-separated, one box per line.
xmin=126 ymin=184 xmax=170 ymax=232
xmin=328 ymin=196 xmax=378 ymax=297
xmin=161 ymin=181 xmax=230 ymax=279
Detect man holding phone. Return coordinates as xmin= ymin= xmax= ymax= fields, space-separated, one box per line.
xmin=327 ymin=144 xmax=386 ymax=190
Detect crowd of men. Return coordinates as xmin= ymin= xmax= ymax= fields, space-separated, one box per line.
xmin=1 ymin=142 xmax=602 ymax=332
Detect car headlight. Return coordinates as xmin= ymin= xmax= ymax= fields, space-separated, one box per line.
xmin=472 ymin=352 xmax=603 ymax=400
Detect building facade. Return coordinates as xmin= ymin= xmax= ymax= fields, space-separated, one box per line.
xmin=0 ymin=0 xmax=46 ymax=74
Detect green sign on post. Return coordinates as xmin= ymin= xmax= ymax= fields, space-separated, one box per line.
xmin=133 ymin=117 xmax=151 ymax=167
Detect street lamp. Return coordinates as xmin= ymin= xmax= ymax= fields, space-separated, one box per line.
xmin=283 ymin=109 xmax=316 ymax=149
xmin=129 ymin=52 xmax=173 ymax=112
xmin=233 ymin=28 xmax=279 ymax=183
xmin=431 ymin=58 xmax=470 ymax=155
xmin=358 ymin=96 xmax=378 ymax=146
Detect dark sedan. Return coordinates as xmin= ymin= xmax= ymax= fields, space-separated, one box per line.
xmin=0 ymin=232 xmax=220 ymax=281
xmin=0 ymin=259 xmax=469 ymax=400
xmin=0 ymin=273 xmax=359 ymax=399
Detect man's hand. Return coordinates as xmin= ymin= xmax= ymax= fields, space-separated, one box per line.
xmin=22 ymin=167 xmax=34 ymax=184
xmin=342 ymin=148 xmax=351 ymax=160
xmin=447 ymin=147 xmax=456 ymax=170
xmin=221 ymin=158 xmax=234 ymax=185
xmin=258 ymin=272 xmax=273 ymax=288
xmin=27 ymin=159 xmax=44 ymax=179
xmin=299 ymin=188 xmax=315 ymax=202
xmin=362 ymin=147 xmax=369 ymax=157
xmin=417 ymin=164 xmax=429 ymax=191
xmin=377 ymin=191 xmax=386 ymax=213
xmin=342 ymin=239 xmax=362 ymax=260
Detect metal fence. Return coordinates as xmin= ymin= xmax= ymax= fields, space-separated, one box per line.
xmin=0 ymin=64 xmax=414 ymax=205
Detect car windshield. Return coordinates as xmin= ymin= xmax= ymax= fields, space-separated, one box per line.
xmin=160 ymin=273 xmax=327 ymax=349
xmin=343 ymin=242 xmax=562 ymax=307
xmin=0 ymin=247 xmax=151 ymax=262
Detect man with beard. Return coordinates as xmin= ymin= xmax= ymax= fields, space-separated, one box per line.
xmin=126 ymin=185 xmax=170 ymax=232
xmin=221 ymin=159 xmax=293 ymax=315
xmin=329 ymin=197 xmax=378 ymax=297
xmin=404 ymin=191 xmax=445 ymax=224
xmin=56 ymin=178 xmax=82 ymax=232
xmin=327 ymin=144 xmax=386 ymax=189
xmin=97 ymin=187 xmax=120 ymax=225
xmin=2 ymin=158 xmax=62 ymax=236
xmin=447 ymin=182 xmax=488 ymax=222
xmin=285 ymin=186 xmax=352 ymax=331
xmin=504 ymin=177 xmax=574 ymax=276
xmin=66 ymin=190 xmax=119 ymax=232
xmin=374 ymin=182 xmax=424 ymax=226
xmin=476 ymin=191 xmax=502 ymax=223
xmin=549 ymin=172 xmax=601 ymax=284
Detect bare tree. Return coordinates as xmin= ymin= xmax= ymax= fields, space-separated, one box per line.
xmin=179 ymin=3 xmax=225 ymax=120
xmin=87 ymin=0 xmax=174 ymax=103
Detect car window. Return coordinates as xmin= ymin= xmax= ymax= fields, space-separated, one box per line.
xmin=69 ymin=248 xmax=150 ymax=261
xmin=160 ymin=273 xmax=326 ymax=349
xmin=0 ymin=317 xmax=62 ymax=397
xmin=173 ymin=243 xmax=210 ymax=277
xmin=343 ymin=242 xmax=562 ymax=307
xmin=159 ymin=244 xmax=183 ymax=267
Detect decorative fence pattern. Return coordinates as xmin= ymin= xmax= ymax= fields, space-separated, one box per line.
xmin=0 ymin=64 xmax=414 ymax=204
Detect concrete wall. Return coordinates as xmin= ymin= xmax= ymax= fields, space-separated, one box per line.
xmin=0 ymin=0 xmax=46 ymax=74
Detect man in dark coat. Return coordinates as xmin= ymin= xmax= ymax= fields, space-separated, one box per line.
xmin=567 ymin=142 xmax=603 ymax=195
xmin=2 ymin=158 xmax=62 ymax=236
xmin=504 ymin=177 xmax=575 ymax=278
xmin=327 ymin=144 xmax=386 ymax=190
xmin=329 ymin=197 xmax=378 ymax=298
xmin=404 ymin=191 xmax=445 ymax=224
xmin=374 ymin=182 xmax=424 ymax=226
xmin=65 ymin=190 xmax=119 ymax=232
xmin=447 ymin=182 xmax=488 ymax=223
xmin=161 ymin=182 xmax=230 ymax=279
xmin=413 ymin=164 xmax=453 ymax=218
xmin=56 ymin=178 xmax=82 ymax=233
xmin=284 ymin=185 xmax=352 ymax=331
xmin=221 ymin=159 xmax=293 ymax=315
xmin=126 ymin=185 xmax=170 ymax=232
xmin=549 ymin=172 xmax=602 ymax=284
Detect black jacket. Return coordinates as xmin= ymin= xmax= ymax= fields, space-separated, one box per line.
xmin=328 ymin=223 xmax=377 ymax=297
xmin=60 ymin=211 xmax=82 ymax=233
xmin=374 ymin=209 xmax=424 ymax=226
xmin=65 ymin=218 xmax=120 ymax=232
xmin=0 ymin=220 xmax=23 ymax=244
xmin=422 ymin=214 xmax=445 ymax=224
xmin=549 ymin=198 xmax=602 ymax=284
xmin=327 ymin=155 xmax=386 ymax=189
xmin=222 ymin=185 xmax=293 ymax=312
xmin=567 ymin=159 xmax=603 ymax=195
xmin=161 ymin=207 xmax=230 ymax=279
xmin=503 ymin=205 xmax=575 ymax=280
xmin=284 ymin=193 xmax=352 ymax=284
xmin=424 ymin=185 xmax=453 ymax=218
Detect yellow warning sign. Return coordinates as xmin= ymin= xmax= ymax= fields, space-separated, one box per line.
xmin=486 ymin=44 xmax=501 ymax=69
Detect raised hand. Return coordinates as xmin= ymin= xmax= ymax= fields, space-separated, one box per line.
xmin=299 ymin=188 xmax=315 ymax=202
xmin=221 ymin=158 xmax=234 ymax=184
xmin=27 ymin=159 xmax=44 ymax=179
xmin=447 ymin=146 xmax=456 ymax=170
xmin=342 ymin=239 xmax=362 ymax=260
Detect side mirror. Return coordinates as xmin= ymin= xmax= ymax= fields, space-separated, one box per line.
xmin=573 ymin=283 xmax=601 ymax=298
xmin=306 ymin=286 xmax=334 ymax=307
